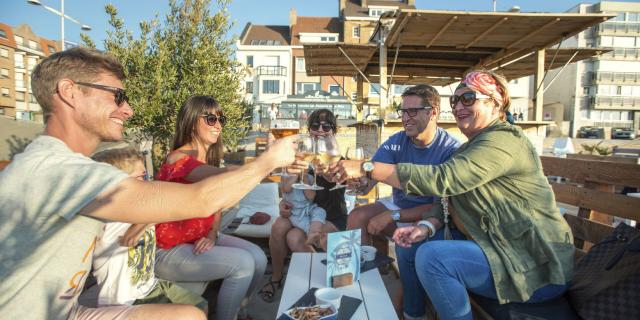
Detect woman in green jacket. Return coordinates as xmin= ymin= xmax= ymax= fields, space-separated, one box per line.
xmin=332 ymin=70 xmax=574 ymax=320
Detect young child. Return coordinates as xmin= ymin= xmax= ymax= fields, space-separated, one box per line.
xmin=280 ymin=172 xmax=327 ymax=249
xmin=89 ymin=147 xmax=207 ymax=310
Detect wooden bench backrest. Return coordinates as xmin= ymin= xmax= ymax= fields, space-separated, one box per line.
xmin=540 ymin=156 xmax=640 ymax=251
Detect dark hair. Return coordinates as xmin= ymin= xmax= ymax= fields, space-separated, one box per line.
xmin=173 ymin=95 xmax=224 ymax=167
xmin=307 ymin=108 xmax=337 ymax=134
xmin=31 ymin=47 xmax=125 ymax=122
xmin=401 ymin=84 xmax=441 ymax=115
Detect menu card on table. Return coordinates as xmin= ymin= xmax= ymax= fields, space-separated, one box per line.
xmin=326 ymin=229 xmax=361 ymax=288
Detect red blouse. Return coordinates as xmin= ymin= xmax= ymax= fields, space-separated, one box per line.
xmin=155 ymin=154 xmax=217 ymax=250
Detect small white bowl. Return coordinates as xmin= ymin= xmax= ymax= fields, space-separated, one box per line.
xmin=315 ymin=287 xmax=342 ymax=310
xmin=361 ymin=245 xmax=377 ymax=262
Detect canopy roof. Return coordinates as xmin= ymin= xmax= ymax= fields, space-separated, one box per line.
xmin=303 ymin=9 xmax=614 ymax=85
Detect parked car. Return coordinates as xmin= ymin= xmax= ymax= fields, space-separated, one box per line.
xmin=611 ymin=127 xmax=636 ymax=140
xmin=578 ymin=126 xmax=605 ymax=139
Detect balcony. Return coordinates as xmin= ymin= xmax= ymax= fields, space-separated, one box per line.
xmin=598 ymin=48 xmax=640 ymax=61
xmin=591 ymin=95 xmax=640 ymax=110
xmin=588 ymin=71 xmax=640 ymax=85
xmin=256 ymin=65 xmax=287 ymax=77
xmin=594 ymin=22 xmax=640 ymax=35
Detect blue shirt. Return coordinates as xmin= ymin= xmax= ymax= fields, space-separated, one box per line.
xmin=372 ymin=128 xmax=460 ymax=208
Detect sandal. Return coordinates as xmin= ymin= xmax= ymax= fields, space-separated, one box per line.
xmin=259 ymin=276 xmax=283 ymax=303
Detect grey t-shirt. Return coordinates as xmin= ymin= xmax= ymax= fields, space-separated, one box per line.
xmin=0 ymin=136 xmax=128 ymax=320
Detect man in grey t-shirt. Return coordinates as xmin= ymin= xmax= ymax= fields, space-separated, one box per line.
xmin=0 ymin=47 xmax=298 ymax=320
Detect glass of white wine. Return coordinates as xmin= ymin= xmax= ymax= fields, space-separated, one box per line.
xmin=345 ymin=147 xmax=365 ymax=196
xmin=307 ymin=136 xmax=326 ymax=191
xmin=292 ymin=135 xmax=315 ymax=190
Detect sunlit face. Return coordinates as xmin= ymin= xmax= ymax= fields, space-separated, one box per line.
xmin=308 ymin=118 xmax=335 ymax=138
xmin=128 ymin=160 xmax=146 ymax=181
xmin=452 ymin=87 xmax=500 ymax=138
xmin=400 ymin=95 xmax=433 ymax=138
xmin=74 ymin=73 xmax=133 ymax=142
xmin=194 ymin=109 xmax=223 ymax=147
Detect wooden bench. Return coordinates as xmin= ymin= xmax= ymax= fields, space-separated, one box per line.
xmin=470 ymin=156 xmax=640 ymax=320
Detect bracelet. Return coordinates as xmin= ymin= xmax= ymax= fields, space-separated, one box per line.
xmin=417 ymin=220 xmax=436 ymax=238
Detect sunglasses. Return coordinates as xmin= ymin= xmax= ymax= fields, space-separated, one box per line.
xmin=310 ymin=122 xmax=334 ymax=132
xmin=397 ymin=106 xmax=432 ymax=118
xmin=75 ymin=82 xmax=129 ymax=107
xmin=201 ymin=114 xmax=226 ymax=126
xmin=449 ymin=92 xmax=492 ymax=110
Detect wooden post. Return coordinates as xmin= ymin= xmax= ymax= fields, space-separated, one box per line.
xmin=356 ymin=75 xmax=364 ymax=121
xmin=534 ymin=49 xmax=545 ymax=122
xmin=379 ymin=27 xmax=388 ymax=121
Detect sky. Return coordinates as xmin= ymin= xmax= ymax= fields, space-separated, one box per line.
xmin=2 ymin=0 xmax=640 ymax=49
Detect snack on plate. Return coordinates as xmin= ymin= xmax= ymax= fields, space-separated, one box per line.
xmin=285 ymin=305 xmax=337 ymax=320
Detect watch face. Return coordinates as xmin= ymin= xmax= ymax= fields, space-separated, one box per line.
xmin=363 ymin=162 xmax=374 ymax=171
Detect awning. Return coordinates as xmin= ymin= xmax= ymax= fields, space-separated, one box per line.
xmin=303 ymin=9 xmax=615 ymax=85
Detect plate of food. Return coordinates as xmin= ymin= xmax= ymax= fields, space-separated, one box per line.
xmin=282 ymin=305 xmax=337 ymax=320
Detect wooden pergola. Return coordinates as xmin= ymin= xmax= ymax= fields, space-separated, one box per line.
xmin=303 ymin=9 xmax=614 ymax=121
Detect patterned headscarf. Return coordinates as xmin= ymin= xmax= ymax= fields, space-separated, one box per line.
xmin=458 ymin=71 xmax=505 ymax=108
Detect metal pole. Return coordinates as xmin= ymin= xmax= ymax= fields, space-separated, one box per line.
xmin=60 ymin=0 xmax=65 ymax=50
xmin=493 ymin=0 xmax=497 ymax=12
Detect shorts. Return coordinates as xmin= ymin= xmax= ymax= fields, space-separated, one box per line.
xmin=75 ymin=305 xmax=139 ymax=320
xmin=133 ymin=279 xmax=207 ymax=311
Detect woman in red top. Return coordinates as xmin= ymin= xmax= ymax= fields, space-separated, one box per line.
xmin=155 ymin=95 xmax=266 ymax=320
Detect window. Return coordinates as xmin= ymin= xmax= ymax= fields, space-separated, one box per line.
xmin=617 ymin=86 xmax=622 ymax=95
xmin=352 ymin=26 xmax=360 ymax=38
xmin=28 ymin=57 xmax=37 ymax=71
xmin=1 ymin=87 xmax=10 ymax=97
xmin=628 ymin=13 xmax=639 ymax=22
xmin=393 ymin=84 xmax=410 ymax=96
xmin=246 ymin=81 xmax=253 ymax=94
xmin=583 ymin=87 xmax=590 ymax=95
xmin=1 ymin=48 xmax=8 ymax=58
xmin=369 ymin=8 xmax=393 ymax=17
xmin=612 ymin=12 xmax=625 ymax=22
xmin=295 ymin=57 xmax=305 ymax=71
xmin=14 ymin=54 xmax=24 ymax=68
xmin=369 ymin=83 xmax=381 ymax=96
xmin=48 ymin=45 xmax=56 ymax=53
xmin=15 ymin=91 xmax=24 ymax=101
xmin=29 ymin=93 xmax=37 ymax=103
xmin=329 ymin=85 xmax=340 ymax=95
xmin=262 ymin=80 xmax=279 ymax=94
xmin=14 ymin=35 xmax=23 ymax=45
xmin=0 ymin=68 xmax=8 ymax=78
xmin=246 ymin=55 xmax=253 ymax=67
xmin=0 ymin=30 xmax=7 ymax=39
xmin=28 ymin=40 xmax=38 ymax=50
xmin=15 ymin=72 xmax=23 ymax=87
xmin=296 ymin=82 xmax=319 ymax=94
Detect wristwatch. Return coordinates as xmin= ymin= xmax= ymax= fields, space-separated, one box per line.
xmin=390 ymin=209 xmax=401 ymax=222
xmin=417 ymin=220 xmax=436 ymax=238
xmin=361 ymin=161 xmax=374 ymax=179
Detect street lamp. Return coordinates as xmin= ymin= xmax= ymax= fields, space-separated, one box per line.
xmin=27 ymin=0 xmax=92 ymax=50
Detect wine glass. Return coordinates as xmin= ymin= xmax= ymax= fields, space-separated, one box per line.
xmin=345 ymin=147 xmax=365 ymax=196
xmin=307 ymin=136 xmax=326 ymax=191
xmin=322 ymin=135 xmax=346 ymax=191
xmin=292 ymin=136 xmax=315 ymax=190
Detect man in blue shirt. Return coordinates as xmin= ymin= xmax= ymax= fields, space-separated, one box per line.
xmin=346 ymin=84 xmax=460 ymax=320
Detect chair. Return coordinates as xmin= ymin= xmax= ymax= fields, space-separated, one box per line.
xmin=223 ymin=182 xmax=280 ymax=238
xmin=552 ymin=137 xmax=575 ymax=158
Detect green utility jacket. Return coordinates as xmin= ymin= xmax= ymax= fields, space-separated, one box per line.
xmin=397 ymin=120 xmax=574 ymax=304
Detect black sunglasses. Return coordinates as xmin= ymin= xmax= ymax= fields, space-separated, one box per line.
xmin=397 ymin=106 xmax=432 ymax=118
xmin=75 ymin=82 xmax=129 ymax=107
xmin=310 ymin=122 xmax=334 ymax=132
xmin=449 ymin=91 xmax=492 ymax=109
xmin=202 ymin=114 xmax=226 ymax=126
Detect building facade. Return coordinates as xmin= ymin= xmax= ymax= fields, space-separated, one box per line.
xmin=0 ymin=23 xmax=58 ymax=122
xmin=545 ymin=1 xmax=640 ymax=137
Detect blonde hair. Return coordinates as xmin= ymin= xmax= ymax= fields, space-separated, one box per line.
xmin=92 ymin=146 xmax=143 ymax=174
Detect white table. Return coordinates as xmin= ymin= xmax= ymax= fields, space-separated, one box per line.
xmin=277 ymin=252 xmax=398 ymax=320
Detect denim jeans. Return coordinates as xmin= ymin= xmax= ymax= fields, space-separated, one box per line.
xmin=415 ymin=238 xmax=568 ymax=320
xmin=395 ymin=228 xmax=467 ymax=318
